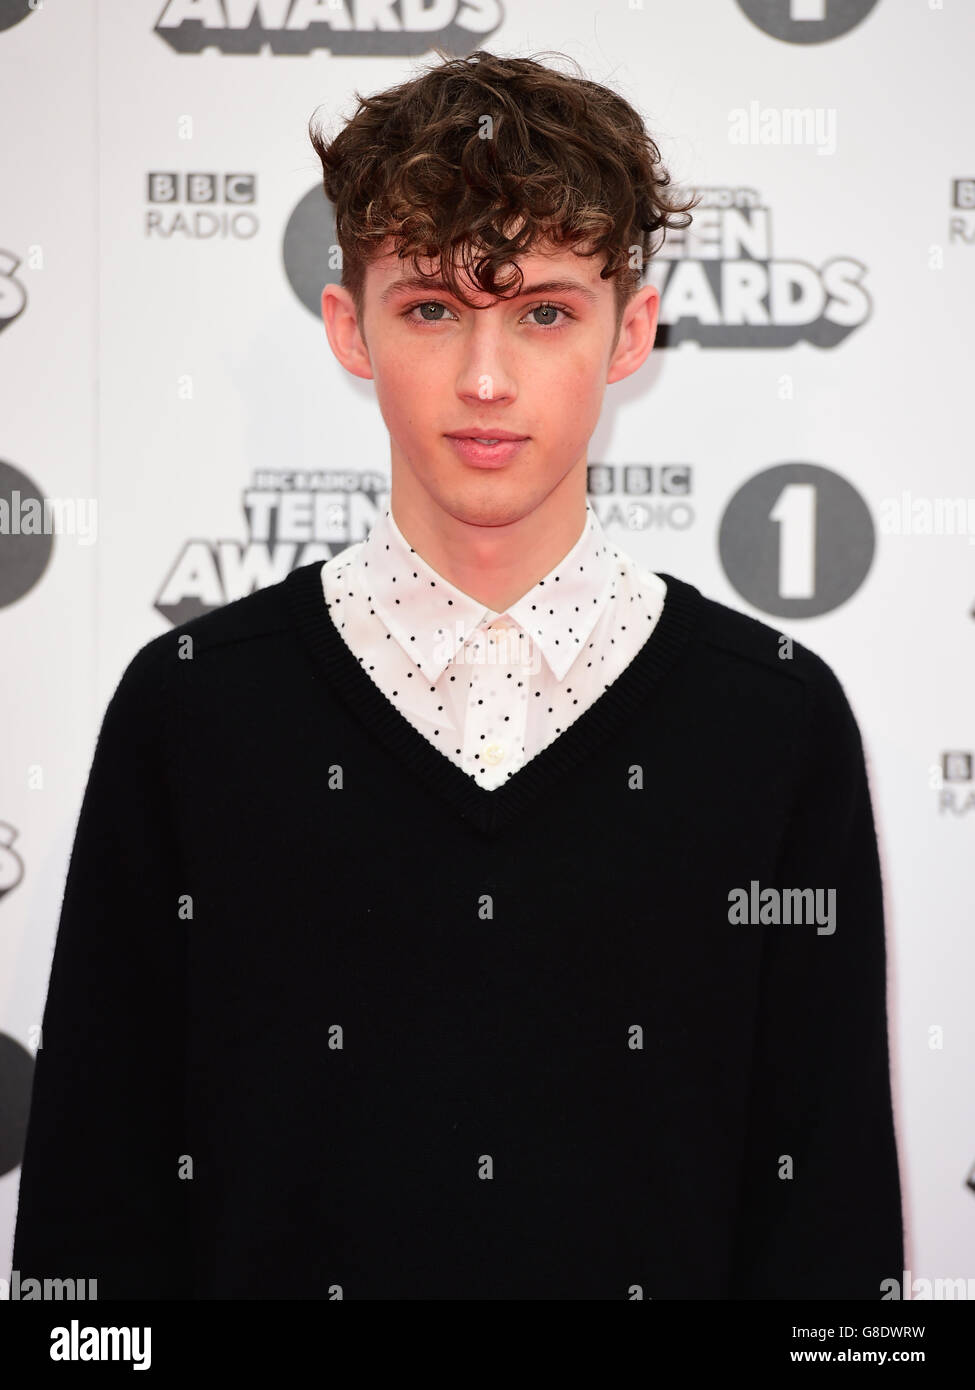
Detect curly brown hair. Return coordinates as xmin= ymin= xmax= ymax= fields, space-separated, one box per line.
xmin=309 ymin=48 xmax=697 ymax=335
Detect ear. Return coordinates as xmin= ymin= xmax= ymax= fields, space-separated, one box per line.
xmin=606 ymin=283 xmax=659 ymax=386
xmin=321 ymin=284 xmax=374 ymax=381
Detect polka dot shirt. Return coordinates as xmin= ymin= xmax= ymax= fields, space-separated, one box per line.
xmin=321 ymin=501 xmax=668 ymax=791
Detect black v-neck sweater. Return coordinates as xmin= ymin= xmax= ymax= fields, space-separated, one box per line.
xmin=13 ymin=562 xmax=904 ymax=1300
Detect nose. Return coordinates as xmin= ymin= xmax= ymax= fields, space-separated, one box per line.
xmin=454 ymin=315 xmax=517 ymax=406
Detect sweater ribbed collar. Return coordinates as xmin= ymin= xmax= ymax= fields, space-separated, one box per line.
xmin=286 ymin=553 xmax=706 ymax=836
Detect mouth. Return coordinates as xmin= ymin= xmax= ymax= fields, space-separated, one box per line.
xmin=444 ymin=433 xmax=530 ymax=468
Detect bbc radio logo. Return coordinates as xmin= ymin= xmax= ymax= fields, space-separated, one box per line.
xmin=936 ymin=752 xmax=974 ymax=816
xmin=587 ymin=464 xmax=694 ymax=534
xmin=950 ymin=180 xmax=975 ymax=247
xmin=146 ymin=172 xmax=258 ymax=239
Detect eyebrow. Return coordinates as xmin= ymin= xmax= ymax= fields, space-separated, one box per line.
xmin=379 ymin=275 xmax=600 ymax=307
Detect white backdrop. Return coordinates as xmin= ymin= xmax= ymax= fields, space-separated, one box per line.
xmin=2 ymin=0 xmax=973 ymax=1296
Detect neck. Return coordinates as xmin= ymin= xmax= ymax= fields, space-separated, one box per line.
xmin=388 ymin=458 xmax=589 ymax=613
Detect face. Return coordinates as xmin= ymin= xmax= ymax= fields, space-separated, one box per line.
xmin=321 ymin=238 xmax=659 ymax=530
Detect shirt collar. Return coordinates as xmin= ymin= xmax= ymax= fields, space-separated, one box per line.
xmin=355 ymin=501 xmax=617 ymax=683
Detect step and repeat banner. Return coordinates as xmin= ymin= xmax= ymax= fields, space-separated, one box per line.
xmin=1 ymin=0 xmax=973 ymax=1297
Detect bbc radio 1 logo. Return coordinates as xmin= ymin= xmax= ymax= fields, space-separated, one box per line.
xmin=735 ymin=0 xmax=880 ymax=44
xmin=934 ymin=753 xmax=974 ymax=816
xmin=950 ymin=180 xmax=975 ymax=247
xmin=146 ymin=172 xmax=258 ymax=240
xmin=0 ymin=1 xmax=38 ymax=35
xmin=648 ymin=187 xmax=871 ymax=348
xmin=153 ymin=0 xmax=501 ymax=56
xmin=0 ymin=1025 xmax=35 ymax=1179
xmin=0 ymin=459 xmax=55 ymax=607
xmin=587 ymin=464 xmax=694 ymax=535
xmin=154 ymin=471 xmax=385 ymax=625
xmin=720 ymin=463 xmax=874 ymax=618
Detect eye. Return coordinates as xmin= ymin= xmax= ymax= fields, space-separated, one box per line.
xmin=403 ymin=300 xmax=458 ymax=325
xmin=522 ymin=302 xmax=574 ymax=330
xmin=400 ymin=299 xmax=576 ymax=330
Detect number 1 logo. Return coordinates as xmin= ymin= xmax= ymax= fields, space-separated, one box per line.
xmin=719 ymin=463 xmax=875 ymax=616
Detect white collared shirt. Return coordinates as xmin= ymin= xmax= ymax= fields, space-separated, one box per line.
xmin=320 ymin=501 xmax=667 ymax=790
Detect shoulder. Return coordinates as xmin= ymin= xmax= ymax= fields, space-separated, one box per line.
xmin=669 ymin=573 xmax=864 ymax=753
xmin=110 ymin=564 xmax=310 ymax=702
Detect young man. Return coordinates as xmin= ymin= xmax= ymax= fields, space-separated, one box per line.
xmin=13 ymin=50 xmax=903 ymax=1299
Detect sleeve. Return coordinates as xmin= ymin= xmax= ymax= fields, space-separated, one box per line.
xmin=12 ymin=641 xmax=190 ymax=1300
xmin=729 ymin=656 xmax=905 ymax=1299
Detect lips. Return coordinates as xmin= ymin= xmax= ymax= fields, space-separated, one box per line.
xmin=445 ymin=430 xmax=529 ymax=442
xmin=445 ymin=435 xmax=529 ymax=468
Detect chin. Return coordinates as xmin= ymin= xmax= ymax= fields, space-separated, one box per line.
xmin=435 ymin=489 xmax=524 ymax=526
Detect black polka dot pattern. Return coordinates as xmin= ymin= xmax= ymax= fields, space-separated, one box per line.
xmin=322 ymin=502 xmax=668 ymax=790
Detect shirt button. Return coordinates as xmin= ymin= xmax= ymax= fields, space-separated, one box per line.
xmin=483 ymin=742 xmax=505 ymax=765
